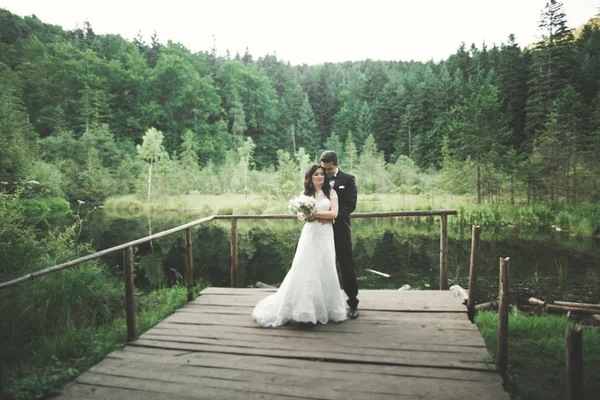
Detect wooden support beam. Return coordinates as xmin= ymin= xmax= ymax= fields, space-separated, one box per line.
xmin=439 ymin=214 xmax=448 ymax=290
xmin=230 ymin=218 xmax=238 ymax=288
xmin=497 ymin=257 xmax=510 ymax=383
xmin=566 ymin=326 xmax=584 ymax=400
xmin=467 ymin=225 xmax=481 ymax=322
xmin=124 ymin=246 xmax=136 ymax=341
xmin=186 ymin=228 xmax=193 ymax=302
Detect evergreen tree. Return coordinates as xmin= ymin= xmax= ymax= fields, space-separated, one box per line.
xmin=344 ymin=132 xmax=358 ymax=173
xmin=525 ymin=0 xmax=576 ymax=144
xmin=355 ymin=101 xmax=374 ymax=148
xmin=324 ymin=132 xmax=344 ymax=160
xmin=445 ymin=70 xmax=510 ymax=203
xmin=498 ymin=34 xmax=528 ymax=151
xmin=276 ymin=149 xmax=298 ymax=196
xmin=0 ymin=63 xmax=37 ymax=184
xmin=296 ymin=95 xmax=321 ymax=158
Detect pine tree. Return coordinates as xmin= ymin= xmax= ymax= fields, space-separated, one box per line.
xmin=498 ymin=34 xmax=528 ymax=151
xmin=324 ymin=132 xmax=344 ymax=160
xmin=344 ymin=132 xmax=358 ymax=174
xmin=296 ymin=95 xmax=321 ymax=158
xmin=525 ymin=0 xmax=576 ymax=144
xmin=445 ymin=70 xmax=510 ymax=203
xmin=355 ymin=102 xmax=373 ymax=149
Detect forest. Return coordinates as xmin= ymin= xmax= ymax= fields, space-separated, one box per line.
xmin=1 ymin=2 xmax=599 ymax=206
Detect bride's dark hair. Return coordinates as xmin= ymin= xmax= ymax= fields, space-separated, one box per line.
xmin=303 ymin=164 xmax=331 ymax=199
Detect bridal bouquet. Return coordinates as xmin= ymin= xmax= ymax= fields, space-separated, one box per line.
xmin=288 ymin=195 xmax=317 ymax=221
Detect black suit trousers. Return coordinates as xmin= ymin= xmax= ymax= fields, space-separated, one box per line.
xmin=333 ymin=218 xmax=359 ymax=309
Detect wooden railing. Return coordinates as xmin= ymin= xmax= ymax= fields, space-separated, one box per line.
xmin=0 ymin=209 xmax=456 ymax=396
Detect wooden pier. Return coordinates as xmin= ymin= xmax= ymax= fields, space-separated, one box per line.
xmin=54 ymin=288 xmax=509 ymax=400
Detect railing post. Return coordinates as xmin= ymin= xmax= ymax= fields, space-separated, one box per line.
xmin=498 ymin=257 xmax=510 ymax=383
xmin=467 ymin=225 xmax=481 ymax=322
xmin=230 ymin=218 xmax=238 ymax=288
xmin=439 ymin=214 xmax=448 ymax=290
xmin=566 ymin=326 xmax=584 ymax=400
xmin=123 ymin=246 xmax=136 ymax=341
xmin=186 ymin=228 xmax=194 ymax=302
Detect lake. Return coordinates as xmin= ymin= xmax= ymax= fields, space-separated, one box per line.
xmin=49 ymin=209 xmax=600 ymax=306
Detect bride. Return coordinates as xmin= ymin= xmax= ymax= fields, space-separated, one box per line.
xmin=252 ymin=164 xmax=348 ymax=327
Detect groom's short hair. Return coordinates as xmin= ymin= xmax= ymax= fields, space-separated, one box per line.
xmin=320 ymin=150 xmax=338 ymax=165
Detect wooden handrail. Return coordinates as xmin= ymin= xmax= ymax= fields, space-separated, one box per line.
xmin=213 ymin=209 xmax=457 ymax=220
xmin=0 ymin=208 xmax=456 ymax=396
xmin=0 ymin=210 xmax=457 ymax=290
xmin=0 ymin=215 xmax=215 ymax=290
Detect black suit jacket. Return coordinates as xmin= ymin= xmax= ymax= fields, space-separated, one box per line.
xmin=332 ymin=169 xmax=357 ymax=226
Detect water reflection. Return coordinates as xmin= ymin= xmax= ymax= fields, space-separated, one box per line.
xmin=53 ymin=211 xmax=600 ymax=305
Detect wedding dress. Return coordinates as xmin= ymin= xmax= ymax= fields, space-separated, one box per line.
xmin=252 ymin=189 xmax=347 ymax=327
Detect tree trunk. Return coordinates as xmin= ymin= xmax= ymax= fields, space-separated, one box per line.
xmin=408 ymin=123 xmax=412 ymax=158
xmin=566 ymin=158 xmax=570 ymax=204
xmin=477 ymin=165 xmax=481 ymax=204
xmin=291 ymin=125 xmax=296 ymax=154
xmin=510 ymin=175 xmax=515 ymax=205
xmin=573 ymin=153 xmax=577 ymax=204
xmin=147 ymin=158 xmax=153 ymax=202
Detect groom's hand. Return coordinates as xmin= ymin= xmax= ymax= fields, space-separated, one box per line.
xmin=316 ymin=218 xmax=333 ymax=225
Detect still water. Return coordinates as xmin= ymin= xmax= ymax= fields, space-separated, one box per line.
xmin=53 ymin=210 xmax=600 ymax=306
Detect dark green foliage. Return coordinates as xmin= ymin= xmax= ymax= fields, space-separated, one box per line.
xmin=0 ymin=6 xmax=599 ymax=202
xmin=476 ymin=311 xmax=600 ymax=400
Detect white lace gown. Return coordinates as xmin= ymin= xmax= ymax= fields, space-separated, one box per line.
xmin=252 ymin=189 xmax=347 ymax=327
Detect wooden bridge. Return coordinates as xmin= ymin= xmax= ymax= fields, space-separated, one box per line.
xmin=0 ymin=210 xmax=510 ymax=399
xmin=54 ymin=287 xmax=508 ymax=400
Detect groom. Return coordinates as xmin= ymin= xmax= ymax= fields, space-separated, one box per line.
xmin=320 ymin=150 xmax=359 ymax=319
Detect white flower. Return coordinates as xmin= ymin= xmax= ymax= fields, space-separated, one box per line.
xmin=288 ymin=194 xmax=317 ymax=221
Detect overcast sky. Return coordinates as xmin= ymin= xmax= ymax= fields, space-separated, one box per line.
xmin=2 ymin=1 xmax=599 ymax=65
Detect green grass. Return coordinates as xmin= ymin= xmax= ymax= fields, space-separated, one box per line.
xmin=475 ymin=311 xmax=600 ymax=400
xmin=4 ymin=280 xmax=208 ymax=400
xmin=105 ymin=194 xmax=600 ymax=237
xmin=19 ymin=197 xmax=70 ymax=219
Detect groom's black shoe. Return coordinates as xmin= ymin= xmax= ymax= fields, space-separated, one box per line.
xmin=349 ymin=307 xmax=359 ymax=319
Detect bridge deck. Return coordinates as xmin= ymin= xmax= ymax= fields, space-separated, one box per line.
xmin=56 ymin=288 xmax=509 ymax=399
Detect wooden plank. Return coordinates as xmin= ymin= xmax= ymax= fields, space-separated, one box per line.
xmin=58 ymin=383 xmax=220 ymax=400
xmin=130 ymin=338 xmax=494 ymax=371
xmin=50 ymin=288 xmax=509 ymax=400
xmin=152 ymin=324 xmax=487 ymax=350
xmin=109 ymin=346 xmax=500 ymax=383
xmin=139 ymin=328 xmax=488 ymax=356
xmin=185 ymin=303 xmax=469 ymax=320
xmin=166 ymin=310 xmax=478 ymax=332
xmin=192 ymin=294 xmax=466 ymax=312
xmin=75 ymin=370 xmax=400 ymax=400
xmin=88 ymin=355 xmax=508 ymax=400
xmin=171 ymin=309 xmax=481 ymax=332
